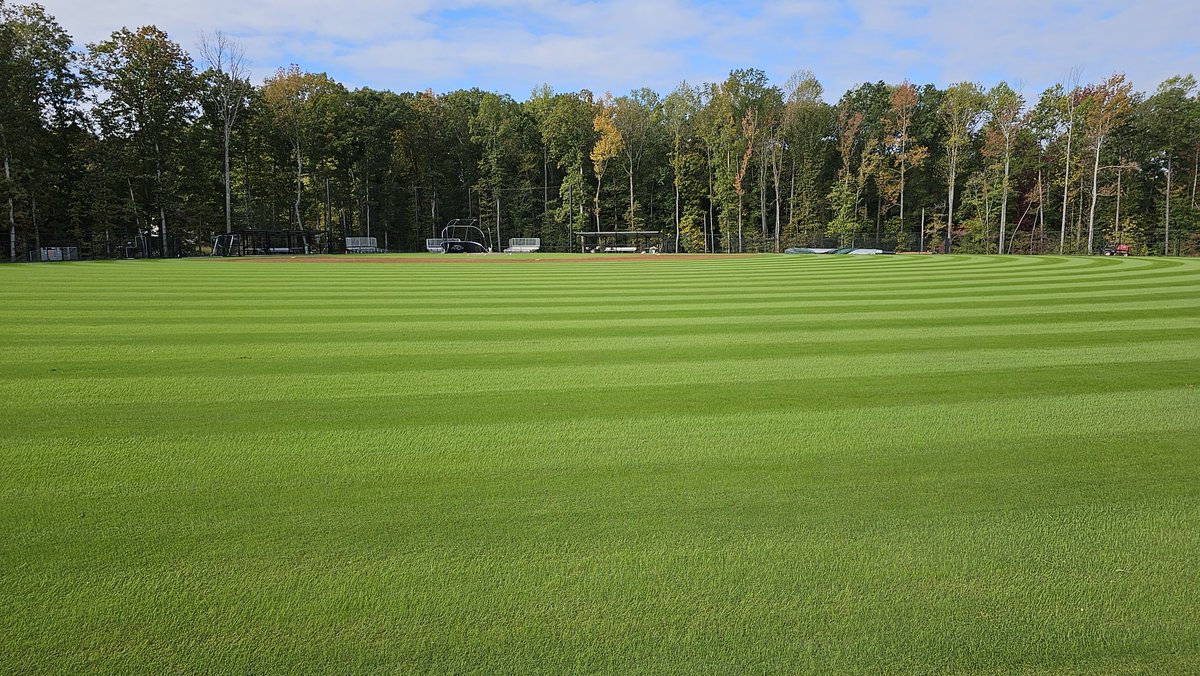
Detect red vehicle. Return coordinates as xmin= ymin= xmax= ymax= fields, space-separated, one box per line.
xmin=1103 ymin=244 xmax=1131 ymax=256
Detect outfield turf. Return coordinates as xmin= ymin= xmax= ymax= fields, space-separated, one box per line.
xmin=1 ymin=253 xmax=1198 ymax=673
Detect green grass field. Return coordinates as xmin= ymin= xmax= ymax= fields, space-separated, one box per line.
xmin=2 ymin=253 xmax=1198 ymax=673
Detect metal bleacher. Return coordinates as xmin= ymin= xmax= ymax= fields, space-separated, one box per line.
xmin=504 ymin=237 xmax=541 ymax=253
xmin=345 ymin=236 xmax=382 ymax=253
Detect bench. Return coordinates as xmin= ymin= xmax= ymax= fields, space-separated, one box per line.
xmin=426 ymin=237 xmax=460 ymax=253
xmin=604 ymin=246 xmax=638 ymax=253
xmin=504 ymin=237 xmax=541 ymax=253
xmin=345 ymin=236 xmax=382 ymax=253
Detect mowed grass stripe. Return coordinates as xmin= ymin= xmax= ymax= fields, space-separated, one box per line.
xmin=6 ymin=357 xmax=1195 ymax=442
xmin=5 ymin=414 xmax=1198 ymax=672
xmin=5 ymin=323 xmax=1197 ymax=386
xmin=5 ymin=335 xmax=1198 ymax=410
xmin=8 ymin=385 xmax=1197 ymax=486
xmin=7 ymin=251 xmax=1186 ymax=289
xmin=9 ymin=268 xmax=1194 ymax=325
xmin=17 ymin=264 xmax=1193 ymax=299
xmin=5 ymin=316 xmax=1198 ymax=360
xmin=1 ymin=254 xmax=1198 ymax=672
xmin=5 ymin=281 xmax=1200 ymax=326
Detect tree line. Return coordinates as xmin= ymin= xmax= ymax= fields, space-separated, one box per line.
xmin=4 ymin=2 xmax=1199 ymax=259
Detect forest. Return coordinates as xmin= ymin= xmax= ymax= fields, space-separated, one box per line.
xmin=4 ymin=1 xmax=1200 ymax=259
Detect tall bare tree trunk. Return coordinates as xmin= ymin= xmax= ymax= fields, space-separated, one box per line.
xmin=729 ymin=194 xmax=739 ymax=255
xmin=4 ymin=150 xmax=13 ymax=262
xmin=875 ymin=194 xmax=881 ymax=244
xmin=224 ymin=122 xmax=232 ymax=233
xmin=674 ymin=182 xmax=680 ymax=252
xmin=946 ymin=150 xmax=957 ymax=253
xmin=412 ymin=185 xmax=419 ymax=237
xmin=1075 ymin=169 xmax=1084 ymax=249
xmin=594 ymin=175 xmax=602 ymax=232
xmin=1115 ymin=165 xmax=1123 ymax=242
xmin=788 ymin=158 xmax=795 ymax=233
xmin=920 ymin=207 xmax=925 ymax=251
xmin=627 ymin=161 xmax=634 ymax=228
xmin=1087 ymin=138 xmax=1103 ymax=254
xmin=984 ymin=182 xmax=991 ymax=254
xmin=760 ymin=154 xmax=768 ymax=242
xmin=707 ymin=146 xmax=714 ymax=253
xmin=155 ymin=142 xmax=167 ymax=256
xmin=159 ymin=206 xmax=167 ymax=256
xmin=200 ymin=32 xmax=247 ymax=235
xmin=543 ymin=146 xmax=549 ymax=233
xmin=244 ymin=148 xmax=252 ymax=228
xmin=1165 ymin=157 xmax=1172 ymax=255
xmin=999 ymin=151 xmax=1011 ymax=254
xmin=128 ymin=179 xmax=140 ymax=236
xmin=1059 ymin=118 xmax=1072 ymax=255
xmin=773 ymin=162 xmax=782 ymax=253
xmin=294 ymin=141 xmax=303 ymax=228
xmin=1037 ymin=169 xmax=1045 ymax=252
xmin=1191 ymin=145 xmax=1198 ymax=209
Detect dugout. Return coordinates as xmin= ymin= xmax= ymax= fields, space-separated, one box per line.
xmin=211 ymin=229 xmax=322 ymax=256
xmin=32 ymin=246 xmax=80 ymax=261
xmin=574 ymin=230 xmax=663 ymax=254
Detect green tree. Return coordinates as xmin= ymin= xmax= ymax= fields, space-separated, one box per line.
xmin=828 ymin=105 xmax=872 ymax=245
xmin=939 ymin=82 xmax=985 ymax=252
xmin=695 ymin=82 xmax=731 ymax=250
xmin=471 ymin=92 xmax=537 ymax=247
xmin=539 ymin=89 xmax=596 ymax=242
xmin=782 ymin=70 xmax=833 ymax=246
xmin=85 ymin=25 xmax=197 ymax=256
xmin=663 ymin=82 xmax=701 ymax=251
xmin=1043 ymin=72 xmax=1083 ymax=254
xmin=612 ymin=88 xmax=660 ymax=228
xmin=758 ymin=87 xmax=786 ymax=251
xmin=336 ymin=87 xmax=405 ymax=244
xmin=1 ymin=0 xmax=79 ymax=259
xmin=1081 ymin=73 xmax=1135 ymax=253
xmin=198 ymin=32 xmax=249 ymax=234
xmin=261 ymin=65 xmax=345 ymax=230
xmin=591 ymin=93 xmax=622 ymax=232
xmin=524 ymin=84 xmax=556 ymax=238
xmin=1140 ymin=76 xmax=1199 ymax=253
xmin=985 ymin=82 xmax=1024 ymax=253
xmin=837 ymin=81 xmax=893 ymax=239
xmin=879 ymin=81 xmax=929 ymax=250
xmin=391 ymin=90 xmax=442 ymax=239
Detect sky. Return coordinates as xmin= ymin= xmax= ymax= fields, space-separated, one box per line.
xmin=39 ymin=0 xmax=1200 ymax=101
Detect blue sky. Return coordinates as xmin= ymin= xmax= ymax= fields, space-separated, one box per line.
xmin=43 ymin=0 xmax=1200 ymax=101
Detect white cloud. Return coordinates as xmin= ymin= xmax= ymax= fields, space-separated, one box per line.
xmin=39 ymin=0 xmax=1200 ymax=100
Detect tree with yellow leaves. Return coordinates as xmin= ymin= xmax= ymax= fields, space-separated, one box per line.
xmin=1082 ymin=73 xmax=1134 ymax=253
xmin=590 ymin=93 xmax=623 ymax=232
xmin=880 ymin=81 xmax=928 ymax=250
